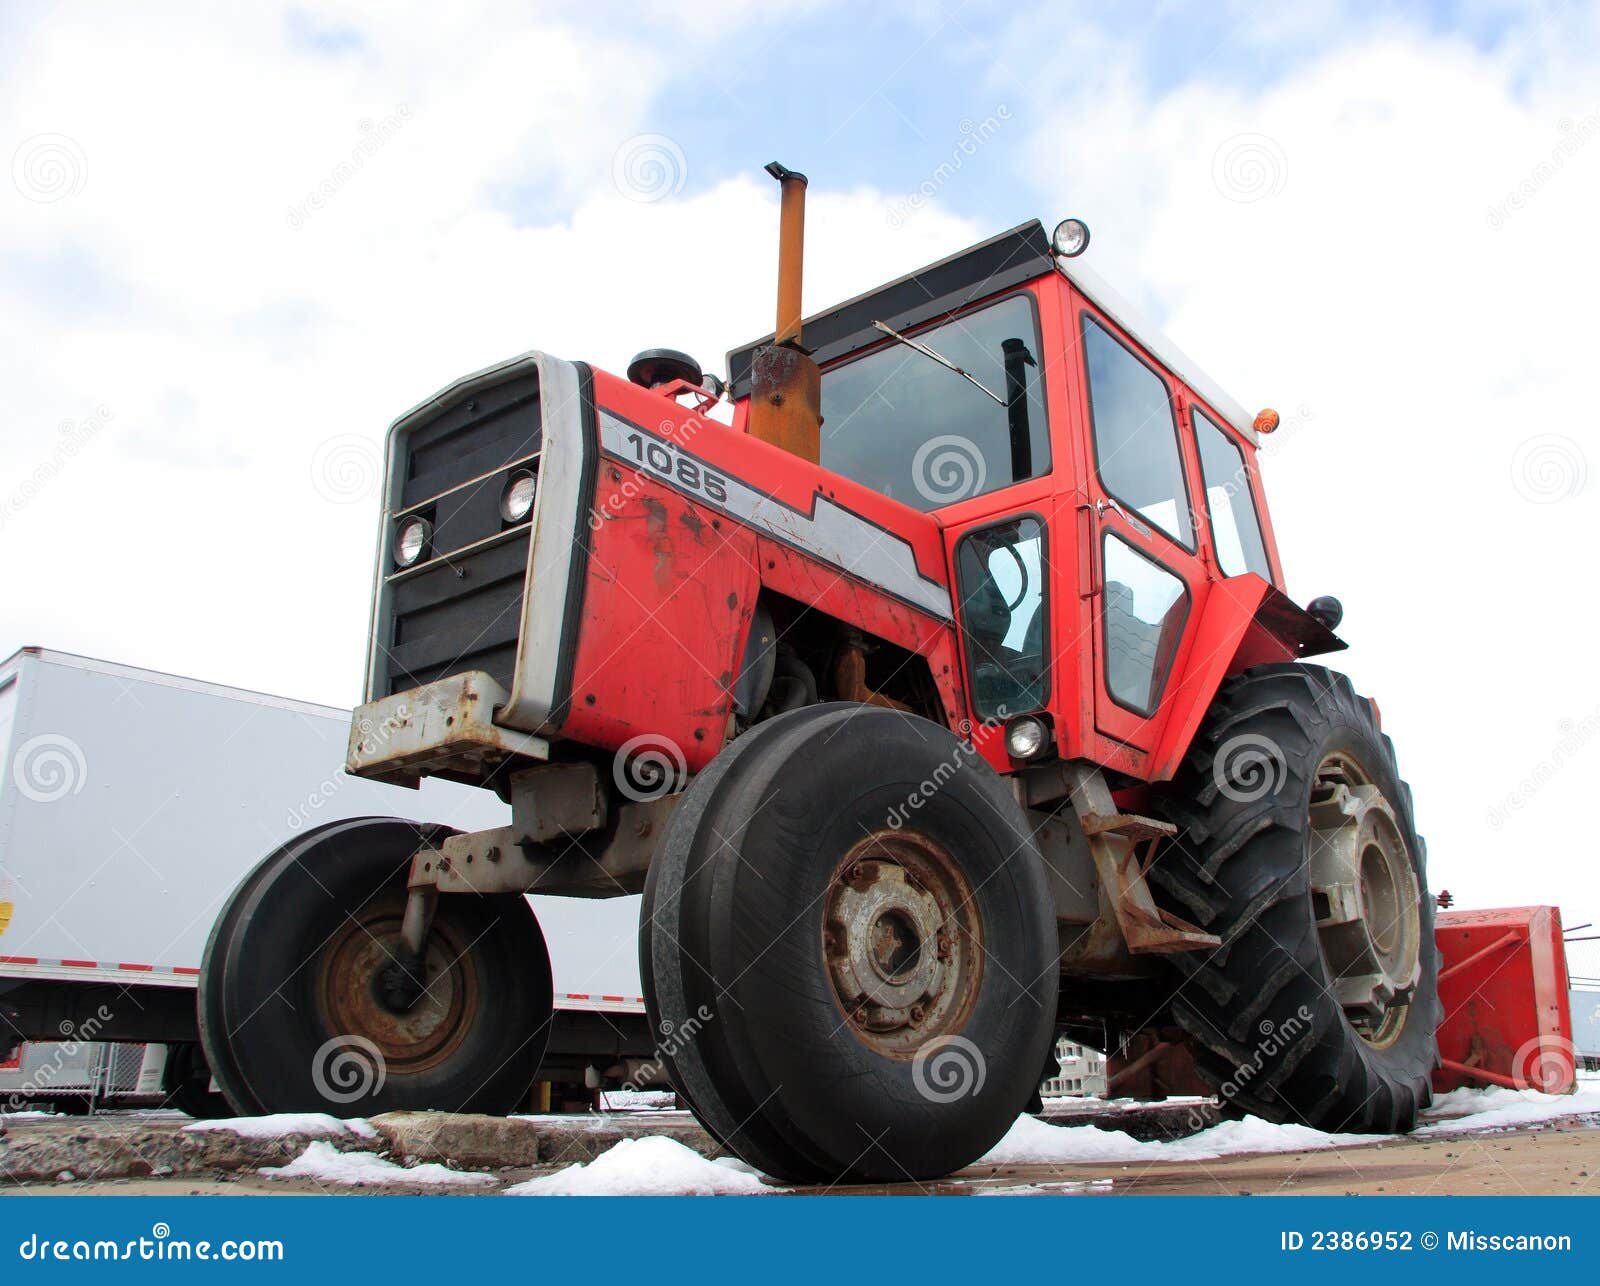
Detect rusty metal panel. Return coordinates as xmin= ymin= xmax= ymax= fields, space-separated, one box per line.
xmin=1433 ymin=905 xmax=1576 ymax=1094
xmin=345 ymin=671 xmax=549 ymax=786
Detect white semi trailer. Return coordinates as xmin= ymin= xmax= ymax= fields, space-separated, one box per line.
xmin=0 ymin=648 xmax=652 ymax=1113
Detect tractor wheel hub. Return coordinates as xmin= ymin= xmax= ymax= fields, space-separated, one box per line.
xmin=1308 ymin=755 xmax=1421 ymax=1046
xmin=823 ymin=831 xmax=982 ymax=1056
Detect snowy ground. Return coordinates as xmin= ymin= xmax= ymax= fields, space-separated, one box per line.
xmin=10 ymin=1084 xmax=1599 ymax=1196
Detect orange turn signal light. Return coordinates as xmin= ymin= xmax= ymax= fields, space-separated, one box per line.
xmin=1253 ymin=407 xmax=1280 ymax=435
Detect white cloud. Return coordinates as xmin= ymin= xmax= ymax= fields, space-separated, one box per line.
xmin=4 ymin=2 xmax=1596 ymax=926
xmin=1014 ymin=21 xmax=1600 ymax=914
xmin=0 ymin=3 xmax=981 ymax=710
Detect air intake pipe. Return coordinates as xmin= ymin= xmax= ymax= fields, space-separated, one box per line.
xmin=748 ymin=162 xmax=822 ymax=464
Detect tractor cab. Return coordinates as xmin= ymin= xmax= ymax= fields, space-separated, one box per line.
xmin=726 ymin=216 xmax=1338 ymax=782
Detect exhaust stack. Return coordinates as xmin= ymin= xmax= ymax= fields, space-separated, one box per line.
xmin=749 ymin=161 xmax=821 ymax=464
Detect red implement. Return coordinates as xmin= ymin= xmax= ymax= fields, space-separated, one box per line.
xmin=1433 ymin=906 xmax=1575 ymax=1095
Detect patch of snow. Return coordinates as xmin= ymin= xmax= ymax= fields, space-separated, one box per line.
xmin=505 ymin=1136 xmax=773 ymax=1196
xmin=1 ymin=1110 xmax=60 ymax=1119
xmin=976 ymin=1178 xmax=1114 ymax=1195
xmin=260 ymin=1140 xmax=496 ymax=1186
xmin=184 ymin=1113 xmax=376 ymax=1140
xmin=1417 ymin=1084 xmax=1600 ymax=1135
xmin=598 ymin=1090 xmax=677 ymax=1112
xmin=978 ymin=1113 xmax=1376 ymax=1166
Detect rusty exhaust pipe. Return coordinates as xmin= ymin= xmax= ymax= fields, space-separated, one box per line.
xmin=749 ymin=161 xmax=821 ymax=464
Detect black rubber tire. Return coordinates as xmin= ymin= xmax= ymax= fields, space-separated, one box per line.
xmin=199 ymin=816 xmax=552 ymax=1117
xmin=640 ymin=703 xmax=1058 ymax=1182
xmin=1147 ymin=663 xmax=1441 ymax=1133
xmin=162 ymin=1042 xmax=231 ymax=1119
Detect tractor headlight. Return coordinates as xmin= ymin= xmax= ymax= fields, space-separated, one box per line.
xmin=1005 ymin=714 xmax=1052 ymax=761
xmin=1051 ymin=218 xmax=1091 ymax=258
xmin=499 ymin=469 xmax=537 ymax=523
xmin=394 ymin=516 xmax=432 ymax=568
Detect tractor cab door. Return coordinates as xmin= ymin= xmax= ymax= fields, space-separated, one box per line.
xmin=1071 ymin=308 xmax=1211 ymax=764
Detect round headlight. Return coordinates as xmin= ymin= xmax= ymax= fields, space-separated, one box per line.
xmin=500 ymin=469 xmax=537 ymax=523
xmin=1005 ymin=714 xmax=1051 ymax=760
xmin=1051 ymin=218 xmax=1091 ymax=258
xmin=394 ymin=516 xmax=432 ymax=568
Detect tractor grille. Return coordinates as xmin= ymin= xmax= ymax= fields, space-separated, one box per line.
xmin=379 ymin=369 xmax=542 ymax=697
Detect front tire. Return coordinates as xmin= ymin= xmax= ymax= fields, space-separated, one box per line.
xmin=199 ymin=816 xmax=553 ymax=1117
xmin=641 ymin=703 xmax=1058 ymax=1182
xmin=1148 ymin=664 xmax=1440 ymax=1133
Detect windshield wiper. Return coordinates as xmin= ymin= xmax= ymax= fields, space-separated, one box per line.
xmin=871 ymin=320 xmax=1004 ymax=406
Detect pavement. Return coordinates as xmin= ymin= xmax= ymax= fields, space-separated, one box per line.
xmin=2 ymin=1096 xmax=1597 ymax=1197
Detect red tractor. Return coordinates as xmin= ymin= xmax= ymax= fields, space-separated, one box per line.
xmin=200 ymin=163 xmax=1440 ymax=1181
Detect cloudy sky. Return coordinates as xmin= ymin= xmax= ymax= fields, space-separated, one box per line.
xmin=3 ymin=0 xmax=1597 ymax=925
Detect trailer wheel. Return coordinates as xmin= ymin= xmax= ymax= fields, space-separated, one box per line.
xmin=1148 ymin=664 xmax=1441 ymax=1133
xmin=162 ymin=1042 xmax=230 ymax=1119
xmin=641 ymin=703 xmax=1058 ymax=1182
xmin=199 ymin=816 xmax=552 ymax=1117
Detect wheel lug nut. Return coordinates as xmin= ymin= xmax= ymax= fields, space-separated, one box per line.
xmin=909 ymin=1005 xmax=924 ymax=1026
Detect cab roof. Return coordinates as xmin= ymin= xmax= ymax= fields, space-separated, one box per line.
xmin=726 ymin=219 xmax=1258 ymax=445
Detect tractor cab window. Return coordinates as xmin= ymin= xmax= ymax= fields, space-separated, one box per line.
xmin=819 ymin=295 xmax=1050 ymax=512
xmin=1082 ymin=316 xmax=1195 ymax=549
xmin=955 ymin=516 xmax=1049 ymax=720
xmin=1193 ymin=407 xmax=1272 ymax=581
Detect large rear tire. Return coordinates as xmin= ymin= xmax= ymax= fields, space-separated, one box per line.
xmin=1148 ymin=664 xmax=1440 ymax=1133
xmin=641 ymin=703 xmax=1058 ymax=1182
xmin=199 ymin=816 xmax=553 ymax=1117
